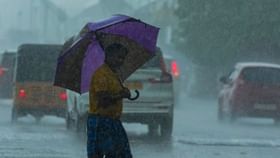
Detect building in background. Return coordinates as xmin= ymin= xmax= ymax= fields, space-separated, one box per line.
xmin=65 ymin=0 xmax=178 ymax=47
xmin=0 ymin=0 xmax=178 ymax=52
xmin=66 ymin=0 xmax=133 ymax=38
xmin=133 ymin=0 xmax=178 ymax=48
xmin=0 ymin=0 xmax=67 ymax=51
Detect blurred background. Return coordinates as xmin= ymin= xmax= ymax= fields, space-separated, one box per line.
xmin=1 ymin=0 xmax=280 ymax=98
xmin=1 ymin=1 xmax=280 ymax=158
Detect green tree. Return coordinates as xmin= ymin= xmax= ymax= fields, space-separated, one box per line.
xmin=174 ymin=0 xmax=280 ymax=96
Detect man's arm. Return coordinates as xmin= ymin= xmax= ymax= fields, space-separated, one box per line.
xmin=96 ymin=88 xmax=131 ymax=108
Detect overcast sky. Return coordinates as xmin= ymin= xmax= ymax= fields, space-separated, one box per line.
xmin=50 ymin=0 xmax=155 ymax=17
xmin=50 ymin=0 xmax=99 ymax=16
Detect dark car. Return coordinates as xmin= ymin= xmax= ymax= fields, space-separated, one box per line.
xmin=0 ymin=51 xmax=16 ymax=98
xmin=218 ymin=62 xmax=280 ymax=123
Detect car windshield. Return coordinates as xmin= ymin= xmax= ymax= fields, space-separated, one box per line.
xmin=141 ymin=48 xmax=163 ymax=69
xmin=241 ymin=67 xmax=280 ymax=86
xmin=141 ymin=52 xmax=161 ymax=69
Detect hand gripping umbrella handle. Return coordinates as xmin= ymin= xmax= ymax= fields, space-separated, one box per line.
xmin=128 ymin=90 xmax=140 ymax=101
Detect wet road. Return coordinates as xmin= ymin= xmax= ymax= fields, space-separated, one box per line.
xmin=1 ymin=96 xmax=280 ymax=158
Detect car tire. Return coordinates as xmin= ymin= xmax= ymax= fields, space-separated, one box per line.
xmin=223 ymin=103 xmax=237 ymax=123
xmin=76 ymin=116 xmax=87 ymax=133
xmin=11 ymin=107 xmax=18 ymax=123
xmin=76 ymin=116 xmax=83 ymax=133
xmin=273 ymin=118 xmax=280 ymax=125
xmin=218 ymin=104 xmax=225 ymax=121
xmin=228 ymin=106 xmax=237 ymax=123
xmin=66 ymin=112 xmax=72 ymax=130
xmin=35 ymin=116 xmax=42 ymax=124
xmin=160 ymin=117 xmax=173 ymax=140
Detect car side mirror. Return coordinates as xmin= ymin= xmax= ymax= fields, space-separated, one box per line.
xmin=219 ymin=76 xmax=228 ymax=84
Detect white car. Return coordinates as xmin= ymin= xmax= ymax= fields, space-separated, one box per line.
xmin=66 ymin=48 xmax=174 ymax=138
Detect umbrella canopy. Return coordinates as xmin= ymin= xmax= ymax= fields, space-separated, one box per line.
xmin=54 ymin=14 xmax=159 ymax=94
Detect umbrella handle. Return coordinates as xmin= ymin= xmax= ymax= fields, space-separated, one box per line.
xmin=128 ymin=90 xmax=140 ymax=101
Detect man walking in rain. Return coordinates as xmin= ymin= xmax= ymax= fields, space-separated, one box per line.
xmin=87 ymin=43 xmax=133 ymax=158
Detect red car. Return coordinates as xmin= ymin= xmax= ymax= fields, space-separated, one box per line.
xmin=218 ymin=62 xmax=280 ymax=123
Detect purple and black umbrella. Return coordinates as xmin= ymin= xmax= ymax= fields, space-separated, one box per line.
xmin=54 ymin=15 xmax=159 ymax=95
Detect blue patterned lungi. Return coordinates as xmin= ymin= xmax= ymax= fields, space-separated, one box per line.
xmin=87 ymin=114 xmax=132 ymax=158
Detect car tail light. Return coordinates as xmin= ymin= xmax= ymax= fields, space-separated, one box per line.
xmin=18 ymin=89 xmax=26 ymax=98
xmin=0 ymin=67 xmax=5 ymax=76
xmin=59 ymin=92 xmax=67 ymax=101
xmin=171 ymin=61 xmax=180 ymax=77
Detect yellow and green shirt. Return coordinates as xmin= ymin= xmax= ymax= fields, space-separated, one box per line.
xmin=89 ymin=64 xmax=123 ymax=119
